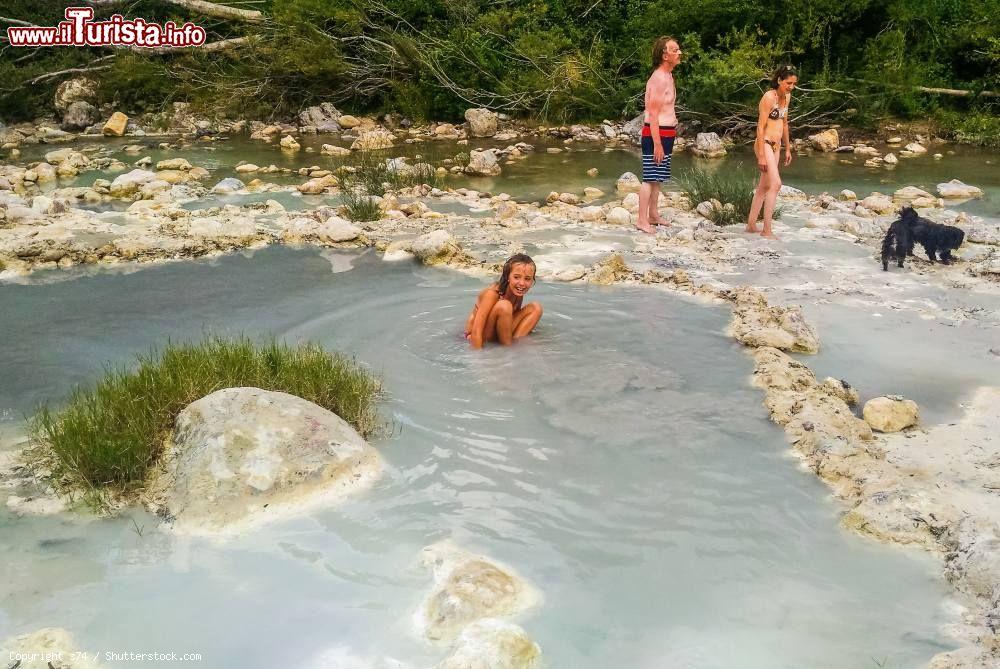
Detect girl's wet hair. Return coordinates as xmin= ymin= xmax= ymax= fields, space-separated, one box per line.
xmin=498 ymin=253 xmax=536 ymax=295
xmin=770 ymin=64 xmax=798 ymax=89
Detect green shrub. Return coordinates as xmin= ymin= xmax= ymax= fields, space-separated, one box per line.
xmin=31 ymin=337 xmax=382 ymax=494
xmin=676 ymin=165 xmax=756 ymax=226
xmin=935 ymin=109 xmax=1000 ymax=148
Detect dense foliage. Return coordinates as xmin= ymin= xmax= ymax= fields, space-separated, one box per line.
xmin=2 ymin=0 xmax=998 ymax=141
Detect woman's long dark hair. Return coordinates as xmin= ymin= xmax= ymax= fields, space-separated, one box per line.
xmin=770 ymin=64 xmax=798 ymax=89
xmin=498 ymin=253 xmax=535 ymax=296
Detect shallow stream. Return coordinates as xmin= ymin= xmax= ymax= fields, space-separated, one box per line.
xmin=0 ymin=248 xmax=955 ymax=668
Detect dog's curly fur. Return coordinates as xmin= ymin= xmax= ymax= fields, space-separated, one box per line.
xmin=881 ymin=207 xmax=965 ymax=271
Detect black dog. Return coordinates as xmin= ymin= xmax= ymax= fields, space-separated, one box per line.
xmin=881 ymin=207 xmax=965 ymax=271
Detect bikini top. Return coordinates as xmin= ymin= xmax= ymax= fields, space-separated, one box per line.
xmin=768 ymin=93 xmax=789 ymax=120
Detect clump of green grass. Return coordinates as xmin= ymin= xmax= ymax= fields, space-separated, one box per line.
xmin=676 ymin=165 xmax=758 ymax=226
xmin=339 ymin=185 xmax=382 ymax=222
xmin=349 ymin=155 xmax=439 ymax=196
xmin=31 ymin=337 xmax=382 ymax=494
xmin=676 ymin=164 xmax=786 ymax=226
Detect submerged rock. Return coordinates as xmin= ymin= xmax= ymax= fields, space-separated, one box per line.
xmin=150 ymin=388 xmax=381 ymax=535
xmin=438 ymin=620 xmax=541 ymax=669
xmin=863 ymin=396 xmax=919 ymax=432
xmin=417 ymin=540 xmax=540 ymax=643
xmin=552 ymin=264 xmax=586 ymax=282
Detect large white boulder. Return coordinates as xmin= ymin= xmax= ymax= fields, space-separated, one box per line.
xmin=150 ymin=387 xmax=381 ymax=535
xmin=465 ymin=150 xmax=501 ymax=177
xmin=283 ymin=216 xmax=362 ymax=244
xmin=809 ymin=128 xmax=839 ymax=152
xmin=936 ymin=179 xmax=984 ymax=199
xmin=410 ymin=230 xmax=466 ymax=265
xmin=616 ymin=172 xmax=641 ymax=194
xmin=465 ymin=108 xmax=498 ymax=138
xmin=109 ymin=169 xmax=157 ymax=198
xmin=691 ymin=132 xmax=726 ymax=158
xmin=863 ymin=396 xmax=919 ymax=432
xmin=892 ymin=186 xmax=933 ymax=204
xmin=54 ymin=77 xmax=98 ymax=112
xmin=605 ymin=207 xmax=631 ymax=226
xmin=351 ymin=129 xmax=395 ymax=151
xmin=860 ymin=193 xmax=895 ymax=215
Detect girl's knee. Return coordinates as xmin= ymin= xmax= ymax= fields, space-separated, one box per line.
xmin=527 ymin=302 xmax=542 ymax=316
xmin=491 ymin=299 xmax=513 ymax=316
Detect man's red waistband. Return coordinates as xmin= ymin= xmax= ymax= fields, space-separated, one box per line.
xmin=641 ymin=124 xmax=677 ymax=138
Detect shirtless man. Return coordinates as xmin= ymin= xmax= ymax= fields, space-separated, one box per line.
xmin=637 ymin=37 xmax=682 ymax=235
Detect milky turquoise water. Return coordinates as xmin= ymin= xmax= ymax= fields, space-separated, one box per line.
xmin=0 ymin=248 xmax=955 ymax=668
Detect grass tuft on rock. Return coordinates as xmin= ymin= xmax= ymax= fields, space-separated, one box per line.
xmin=676 ymin=164 xmax=784 ymax=227
xmin=31 ymin=337 xmax=382 ymax=494
xmin=340 ymin=186 xmax=382 ymax=222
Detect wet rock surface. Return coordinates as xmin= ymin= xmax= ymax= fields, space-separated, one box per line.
xmin=147 ymin=387 xmax=382 ymax=535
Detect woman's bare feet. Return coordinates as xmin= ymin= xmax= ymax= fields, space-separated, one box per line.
xmin=651 ymin=214 xmax=672 ymax=227
xmin=760 ymin=230 xmax=779 ymax=240
xmin=745 ymin=224 xmax=759 ymax=233
xmin=635 ymin=221 xmax=657 ymax=234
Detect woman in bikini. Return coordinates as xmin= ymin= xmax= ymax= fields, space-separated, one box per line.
xmin=464 ymin=253 xmax=543 ymax=349
xmin=747 ymin=64 xmax=798 ymax=239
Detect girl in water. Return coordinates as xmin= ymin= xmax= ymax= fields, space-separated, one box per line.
xmin=464 ymin=253 xmax=543 ymax=349
xmin=747 ymin=64 xmax=798 ymax=239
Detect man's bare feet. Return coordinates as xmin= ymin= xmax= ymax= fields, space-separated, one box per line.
xmin=652 ymin=215 xmax=672 ymax=227
xmin=745 ymin=224 xmax=759 ymax=233
xmin=760 ymin=231 xmax=779 ymax=240
xmin=635 ymin=222 xmax=657 ymax=234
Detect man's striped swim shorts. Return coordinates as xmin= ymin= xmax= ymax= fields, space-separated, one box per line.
xmin=640 ymin=123 xmax=676 ymax=183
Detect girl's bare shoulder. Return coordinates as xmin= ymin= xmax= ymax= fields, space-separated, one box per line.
xmin=477 ymin=284 xmax=501 ymax=299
